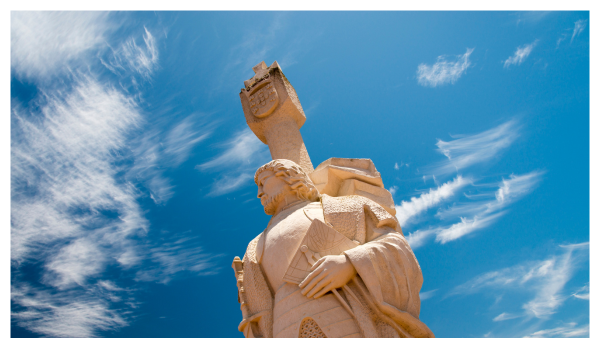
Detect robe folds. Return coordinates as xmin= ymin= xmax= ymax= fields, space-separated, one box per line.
xmin=236 ymin=194 xmax=435 ymax=338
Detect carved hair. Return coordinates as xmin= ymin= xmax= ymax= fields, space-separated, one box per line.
xmin=254 ymin=159 xmax=320 ymax=202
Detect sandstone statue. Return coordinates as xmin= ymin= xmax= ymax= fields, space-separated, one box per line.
xmin=232 ymin=61 xmax=435 ymax=338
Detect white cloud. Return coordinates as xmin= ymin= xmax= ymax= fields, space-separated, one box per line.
xmin=102 ymin=27 xmax=159 ymax=80
xmin=436 ymin=212 xmax=505 ymax=244
xmin=11 ymin=77 xmax=145 ymax=263
xmin=10 ymin=14 xmax=216 ymax=336
xmin=12 ymin=284 xmax=128 ymax=338
xmin=493 ymin=312 xmax=522 ymax=322
xmin=431 ymin=120 xmax=520 ymax=175
xmin=164 ymin=116 xmax=211 ymax=166
xmin=504 ymin=41 xmax=537 ymax=68
xmin=11 ymin=78 xmax=147 ymax=336
xmin=571 ymin=20 xmax=587 ymax=43
xmin=198 ymin=129 xmax=265 ymax=171
xmin=11 ymin=11 xmax=111 ymax=80
xmin=128 ymin=114 xmax=212 ymax=204
xmin=395 ymin=175 xmax=469 ymax=226
xmin=451 ymin=243 xmax=588 ymax=319
xmin=522 ymin=323 xmax=589 ymax=338
xmin=136 ymin=235 xmax=219 ymax=284
xmin=435 ymin=171 xmax=542 ymax=243
xmin=571 ymin=285 xmax=589 ymax=300
xmin=389 ymin=186 xmax=398 ymax=196
xmin=419 ymin=289 xmax=438 ymax=301
xmin=406 ymin=170 xmax=542 ymax=248
xmin=197 ymin=129 xmax=269 ymax=196
xmin=406 ymin=228 xmax=439 ymax=249
xmin=44 ymin=239 xmax=108 ymax=289
xmin=556 ymin=35 xmax=566 ymax=49
xmin=417 ymin=48 xmax=473 ymax=87
xmin=495 ymin=171 xmax=542 ymax=204
xmin=11 ymin=77 xmax=215 ymax=337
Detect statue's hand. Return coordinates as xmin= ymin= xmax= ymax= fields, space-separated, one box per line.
xmin=299 ymin=254 xmax=357 ymax=299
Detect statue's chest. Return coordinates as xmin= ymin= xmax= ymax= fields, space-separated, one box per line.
xmin=260 ymin=203 xmax=324 ymax=291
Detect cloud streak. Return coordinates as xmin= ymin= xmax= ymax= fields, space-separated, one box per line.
xmin=196 ymin=129 xmax=269 ymax=196
xmin=493 ymin=312 xmax=522 ymax=322
xmin=451 ymin=242 xmax=588 ymax=319
xmin=11 ymin=13 xmax=212 ymax=336
xmin=395 ymin=175 xmax=469 ymax=227
xmin=12 ymin=283 xmax=129 ymax=338
xmin=571 ymin=20 xmax=587 ymax=43
xmin=522 ymin=323 xmax=589 ymax=338
xmin=128 ymin=114 xmax=213 ymax=204
xmin=436 ymin=171 xmax=542 ymax=244
xmin=504 ymin=41 xmax=537 ymax=68
xmin=11 ymin=77 xmax=147 ymax=336
xmin=102 ymin=27 xmax=159 ymax=81
xmin=417 ymin=48 xmax=473 ymax=87
xmin=430 ymin=119 xmax=520 ymax=175
xmin=11 ymin=11 xmax=112 ymax=81
xmin=135 ymin=235 xmax=219 ymax=284
xmin=406 ymin=171 xmax=542 ymax=248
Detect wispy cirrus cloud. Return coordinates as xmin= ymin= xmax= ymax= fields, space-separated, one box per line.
xmin=571 ymin=285 xmax=589 ymax=300
xmin=11 ymin=13 xmax=213 ymax=338
xmin=522 ymin=323 xmax=589 ymax=338
xmin=395 ymin=175 xmax=470 ymax=227
xmin=435 ymin=212 xmax=505 ymax=244
xmin=11 ymin=77 xmax=147 ymax=336
xmin=12 ymin=78 xmax=215 ymax=338
xmin=451 ymin=242 xmax=588 ymax=319
xmin=406 ymin=228 xmax=439 ymax=249
xmin=11 ymin=283 xmax=129 ymax=338
xmin=419 ymin=289 xmax=438 ymax=301
xmin=135 ymin=235 xmax=219 ymax=284
xmin=11 ymin=77 xmax=145 ymax=263
xmin=436 ymin=171 xmax=543 ymax=244
xmin=101 ymin=27 xmax=159 ymax=81
xmin=11 ymin=11 xmax=112 ymax=81
xmin=514 ymin=11 xmax=551 ymax=26
xmin=196 ymin=128 xmax=269 ymax=196
xmin=429 ymin=119 xmax=520 ymax=175
xmin=417 ymin=48 xmax=474 ymax=87
xmin=406 ymin=171 xmax=542 ymax=248
xmin=128 ymin=114 xmax=213 ymax=204
xmin=571 ymin=20 xmax=587 ymax=43
xmin=493 ymin=312 xmax=523 ymax=322
xmin=504 ymin=41 xmax=537 ymax=68
xmin=163 ymin=116 xmax=212 ymax=166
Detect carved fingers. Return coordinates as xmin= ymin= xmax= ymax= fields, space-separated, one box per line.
xmin=299 ymin=255 xmax=357 ymax=299
xmin=299 ymin=267 xmax=326 ymax=296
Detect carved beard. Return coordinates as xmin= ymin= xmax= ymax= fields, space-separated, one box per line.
xmin=262 ymin=187 xmax=290 ymax=215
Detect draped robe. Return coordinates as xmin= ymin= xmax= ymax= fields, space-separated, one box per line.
xmin=234 ymin=194 xmax=435 ymax=338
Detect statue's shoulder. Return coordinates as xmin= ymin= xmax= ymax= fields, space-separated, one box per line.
xmin=322 ymin=194 xmax=400 ymax=234
xmin=321 ymin=194 xmax=393 ymax=219
xmin=242 ymin=234 xmax=262 ymax=263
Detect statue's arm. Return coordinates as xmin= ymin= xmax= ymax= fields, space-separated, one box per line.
xmin=344 ymin=232 xmax=423 ymax=318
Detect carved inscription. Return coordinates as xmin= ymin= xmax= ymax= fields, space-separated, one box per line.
xmin=249 ymin=82 xmax=279 ymax=118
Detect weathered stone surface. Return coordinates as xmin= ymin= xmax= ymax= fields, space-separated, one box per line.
xmin=240 ymin=61 xmax=313 ymax=174
xmin=233 ymin=62 xmax=434 ymax=338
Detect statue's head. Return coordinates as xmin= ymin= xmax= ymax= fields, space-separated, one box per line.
xmin=254 ymin=159 xmax=320 ymax=215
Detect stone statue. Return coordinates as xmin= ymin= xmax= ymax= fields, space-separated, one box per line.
xmin=232 ymin=61 xmax=435 ymax=338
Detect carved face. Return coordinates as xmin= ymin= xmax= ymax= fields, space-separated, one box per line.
xmin=257 ymin=170 xmax=289 ymax=215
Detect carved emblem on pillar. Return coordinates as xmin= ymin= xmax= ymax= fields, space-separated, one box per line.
xmin=247 ymin=81 xmax=279 ymax=118
xmin=239 ymin=60 xmax=314 ymax=174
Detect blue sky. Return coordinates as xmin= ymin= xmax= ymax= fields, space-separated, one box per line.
xmin=10 ymin=11 xmax=589 ymax=338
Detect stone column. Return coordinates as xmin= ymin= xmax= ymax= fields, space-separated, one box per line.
xmin=239 ymin=61 xmax=314 ymax=174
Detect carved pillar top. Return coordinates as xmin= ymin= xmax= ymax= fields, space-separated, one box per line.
xmin=240 ymin=61 xmax=314 ymax=174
